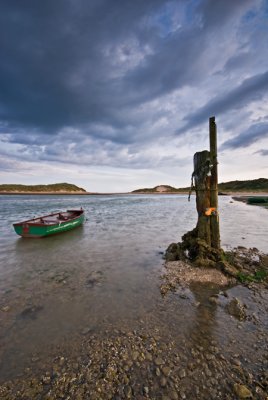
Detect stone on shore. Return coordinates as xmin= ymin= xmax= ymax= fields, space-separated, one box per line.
xmin=233 ymin=383 xmax=253 ymax=398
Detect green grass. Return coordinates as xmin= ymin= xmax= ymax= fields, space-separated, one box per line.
xmin=237 ymin=270 xmax=267 ymax=283
xmin=0 ymin=183 xmax=86 ymax=193
xmin=132 ymin=178 xmax=268 ymax=194
xmin=218 ymin=178 xmax=268 ymax=192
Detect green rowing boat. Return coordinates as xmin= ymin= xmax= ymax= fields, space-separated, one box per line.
xmin=13 ymin=209 xmax=85 ymax=238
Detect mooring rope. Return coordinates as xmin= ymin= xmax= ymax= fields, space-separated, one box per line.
xmin=188 ymin=157 xmax=213 ymax=202
xmin=188 ymin=172 xmax=195 ymax=202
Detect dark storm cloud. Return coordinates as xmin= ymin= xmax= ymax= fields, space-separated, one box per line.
xmin=0 ymin=0 xmax=256 ymax=137
xmin=177 ymin=70 xmax=268 ymax=134
xmin=118 ymin=0 xmax=254 ymax=105
xmin=0 ymin=0 xmax=167 ymax=134
xmin=220 ymin=122 xmax=268 ymax=150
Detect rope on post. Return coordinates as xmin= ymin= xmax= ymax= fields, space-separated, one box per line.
xmin=188 ymin=156 xmax=213 ymax=202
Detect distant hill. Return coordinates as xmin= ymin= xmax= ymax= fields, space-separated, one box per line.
xmin=132 ymin=185 xmax=188 ymax=193
xmin=132 ymin=178 xmax=268 ymax=193
xmin=0 ymin=183 xmax=86 ymax=193
xmin=218 ymin=178 xmax=268 ymax=192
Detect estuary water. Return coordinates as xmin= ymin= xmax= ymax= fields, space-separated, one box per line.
xmin=0 ymin=194 xmax=267 ymax=387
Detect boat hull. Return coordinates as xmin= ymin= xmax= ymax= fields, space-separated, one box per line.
xmin=13 ymin=211 xmax=85 ymax=238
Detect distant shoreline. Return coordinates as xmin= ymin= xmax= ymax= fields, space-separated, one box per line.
xmin=0 ymin=191 xmax=189 ymax=195
xmin=0 ymin=191 xmax=90 ymax=195
xmin=1 ymin=178 xmax=267 ymax=196
xmin=1 ymin=191 xmax=268 ymax=196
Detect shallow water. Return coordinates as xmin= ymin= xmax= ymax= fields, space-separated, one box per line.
xmin=0 ymin=194 xmax=267 ymax=382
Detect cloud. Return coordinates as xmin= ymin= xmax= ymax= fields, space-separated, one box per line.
xmin=177 ymin=70 xmax=268 ymax=134
xmin=255 ymin=149 xmax=268 ymax=156
xmin=220 ymin=121 xmax=268 ymax=150
xmin=223 ymin=52 xmax=252 ymax=72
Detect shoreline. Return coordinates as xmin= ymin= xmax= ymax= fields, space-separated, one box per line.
xmin=1 ymin=191 xmax=268 ymax=196
xmin=0 ymin=191 xmax=189 ymax=195
xmin=0 ymin=191 xmax=93 ymax=195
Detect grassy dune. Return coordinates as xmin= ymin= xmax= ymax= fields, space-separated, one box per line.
xmin=0 ymin=183 xmax=86 ymax=193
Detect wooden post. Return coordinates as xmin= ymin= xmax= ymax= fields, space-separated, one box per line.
xmin=209 ymin=117 xmax=220 ymax=250
xmin=165 ymin=117 xmax=221 ymax=264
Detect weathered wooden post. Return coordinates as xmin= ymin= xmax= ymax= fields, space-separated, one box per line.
xmin=209 ymin=117 xmax=220 ymax=250
xmin=166 ymin=116 xmax=221 ymax=264
xmin=189 ymin=116 xmax=221 ymax=260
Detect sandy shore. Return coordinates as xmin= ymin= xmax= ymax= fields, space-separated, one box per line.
xmin=160 ymin=260 xmax=231 ymax=297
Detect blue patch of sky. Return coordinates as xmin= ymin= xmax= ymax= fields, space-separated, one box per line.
xmin=263 ymin=0 xmax=268 ymax=17
xmin=149 ymin=0 xmax=201 ymax=39
xmin=242 ymin=1 xmax=267 ymax=25
xmin=149 ymin=1 xmax=182 ymax=38
xmin=151 ymin=6 xmax=175 ymax=37
xmin=259 ymin=0 xmax=268 ymax=29
xmin=183 ymin=0 xmax=203 ymax=27
xmin=242 ymin=9 xmax=258 ymax=23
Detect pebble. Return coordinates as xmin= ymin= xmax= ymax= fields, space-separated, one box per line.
xmin=81 ymin=327 xmax=93 ymax=335
xmin=227 ymin=298 xmax=247 ymax=321
xmin=155 ymin=357 xmax=164 ymax=366
xmin=143 ymin=386 xmax=149 ymax=395
xmin=41 ymin=375 xmax=51 ymax=385
xmin=132 ymin=351 xmax=139 ymax=361
xmin=233 ymin=359 xmax=241 ymax=367
xmin=233 ymin=383 xmax=253 ymax=399
xmin=168 ymin=390 xmax=179 ymax=400
xmin=162 ymin=366 xmax=171 ymax=376
xmin=1 ymin=306 xmax=10 ymax=312
xmin=59 ymin=357 xmax=65 ymax=366
xmin=208 ymin=296 xmax=219 ymax=305
xmin=124 ymin=385 xmax=132 ymax=398
xmin=145 ymin=352 xmax=153 ymax=361
xmin=205 ymin=353 xmax=215 ymax=361
xmin=178 ymin=369 xmax=186 ymax=379
xmin=160 ymin=376 xmax=167 ymax=387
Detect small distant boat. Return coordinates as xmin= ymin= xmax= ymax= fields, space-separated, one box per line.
xmin=13 ymin=209 xmax=85 ymax=238
xmin=247 ymin=197 xmax=268 ymax=205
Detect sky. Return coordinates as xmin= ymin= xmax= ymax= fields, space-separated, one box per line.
xmin=0 ymin=0 xmax=268 ymax=192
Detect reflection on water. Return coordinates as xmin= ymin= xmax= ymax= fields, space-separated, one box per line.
xmin=188 ymin=283 xmax=219 ymax=347
xmin=0 ymin=194 xmax=267 ymax=381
